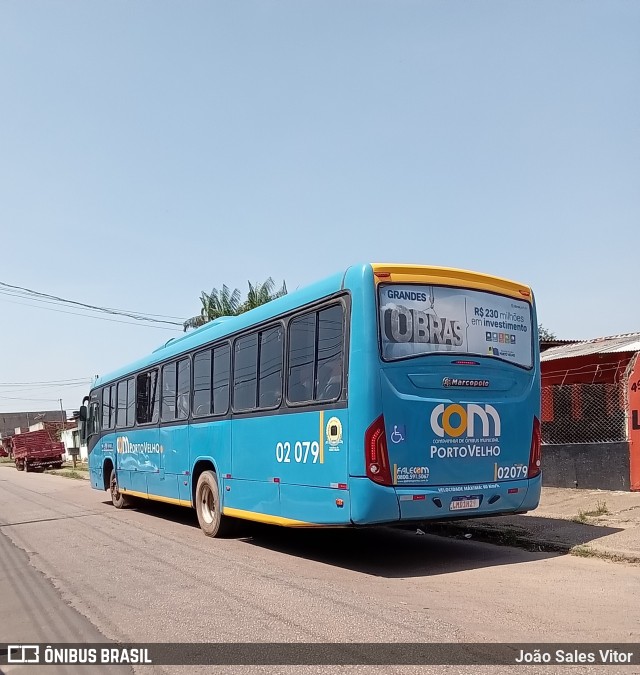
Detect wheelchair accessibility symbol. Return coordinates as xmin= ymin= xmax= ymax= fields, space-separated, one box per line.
xmin=390 ymin=425 xmax=405 ymax=444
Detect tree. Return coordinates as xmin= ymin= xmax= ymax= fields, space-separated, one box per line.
xmin=183 ymin=285 xmax=242 ymax=331
xmin=183 ymin=278 xmax=287 ymax=331
xmin=538 ymin=324 xmax=557 ymax=341
xmin=241 ymin=278 xmax=288 ymax=313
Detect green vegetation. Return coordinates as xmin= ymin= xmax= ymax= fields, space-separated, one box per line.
xmin=183 ymin=278 xmax=287 ymax=331
xmin=572 ymin=501 xmax=610 ymax=523
xmin=0 ymin=456 xmax=14 ymax=464
xmin=538 ymin=324 xmax=556 ymax=341
xmin=46 ymin=469 xmax=87 ymax=480
xmin=569 ymin=545 xmax=638 ymax=564
xmin=62 ymin=461 xmax=88 ymax=471
xmin=587 ymin=500 xmax=610 ymax=516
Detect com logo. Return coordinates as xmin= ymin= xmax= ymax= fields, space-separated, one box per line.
xmin=430 ymin=403 xmax=501 ymax=438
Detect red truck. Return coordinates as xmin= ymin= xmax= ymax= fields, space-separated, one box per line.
xmin=12 ymin=429 xmax=65 ymax=472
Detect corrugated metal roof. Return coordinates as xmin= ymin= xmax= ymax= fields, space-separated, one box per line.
xmin=541 ymin=332 xmax=640 ymax=362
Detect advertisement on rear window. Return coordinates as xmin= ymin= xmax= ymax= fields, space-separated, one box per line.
xmin=379 ymin=284 xmax=532 ymax=368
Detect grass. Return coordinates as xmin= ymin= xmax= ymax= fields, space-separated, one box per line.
xmin=572 ymin=501 xmax=611 ymax=523
xmin=586 ymin=500 xmax=611 ymax=516
xmin=61 ymin=461 xmax=89 ymax=471
xmin=46 ymin=469 xmax=87 ymax=480
xmin=0 ymin=456 xmax=14 ymax=464
xmin=570 ymin=545 xmax=639 ymax=564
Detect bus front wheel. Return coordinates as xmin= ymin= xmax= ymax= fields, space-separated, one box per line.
xmin=110 ymin=469 xmax=132 ymax=509
xmin=195 ymin=471 xmax=232 ymax=537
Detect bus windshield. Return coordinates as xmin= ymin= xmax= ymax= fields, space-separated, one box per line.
xmin=378 ymin=283 xmax=533 ymax=368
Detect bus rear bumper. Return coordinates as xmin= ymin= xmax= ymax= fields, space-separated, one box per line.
xmin=349 ymin=474 xmax=542 ymax=525
xmin=395 ymin=473 xmax=542 ymax=522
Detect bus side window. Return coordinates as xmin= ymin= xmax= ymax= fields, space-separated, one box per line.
xmin=193 ymin=350 xmax=212 ymax=417
xmin=258 ymin=326 xmax=283 ymax=408
xmin=315 ymin=305 xmax=344 ymax=402
xmin=233 ymin=334 xmax=258 ymax=411
xmin=116 ymin=381 xmax=128 ymax=428
xmin=136 ymin=370 xmax=159 ymax=424
xmin=126 ymin=377 xmax=135 ymax=427
xmin=213 ymin=344 xmax=230 ymax=415
xmin=102 ymin=385 xmax=114 ymax=430
xmin=176 ymin=358 xmax=191 ymax=420
xmin=287 ymin=303 xmax=345 ymax=405
xmin=287 ymin=313 xmax=316 ymax=403
xmin=162 ymin=362 xmax=177 ymax=421
xmin=85 ymin=398 xmax=101 ymax=437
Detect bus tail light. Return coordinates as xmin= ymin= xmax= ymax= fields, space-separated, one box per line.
xmin=365 ymin=415 xmax=392 ymax=486
xmin=528 ymin=416 xmax=541 ymax=478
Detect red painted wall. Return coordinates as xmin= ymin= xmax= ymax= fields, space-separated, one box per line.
xmin=541 ymin=353 xmax=632 ymax=426
xmin=627 ymin=354 xmax=640 ymax=491
xmin=542 ymin=353 xmax=633 ymax=387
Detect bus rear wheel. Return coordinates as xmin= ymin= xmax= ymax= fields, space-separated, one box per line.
xmin=110 ymin=469 xmax=132 ymax=509
xmin=195 ymin=471 xmax=232 ymax=537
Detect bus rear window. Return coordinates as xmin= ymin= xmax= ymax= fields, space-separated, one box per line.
xmin=378 ymin=284 xmax=533 ymax=368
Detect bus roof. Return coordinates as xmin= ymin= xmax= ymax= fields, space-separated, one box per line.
xmin=93 ymin=267 xmax=350 ymax=388
xmin=93 ymin=262 xmax=533 ymax=388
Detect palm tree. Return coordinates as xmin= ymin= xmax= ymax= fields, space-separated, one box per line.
xmin=241 ymin=278 xmax=288 ymax=312
xmin=183 ymin=285 xmax=242 ymax=331
xmin=183 ymin=278 xmax=287 ymax=331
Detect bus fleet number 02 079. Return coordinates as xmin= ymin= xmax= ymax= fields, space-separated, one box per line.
xmin=275 ymin=440 xmax=321 ymax=464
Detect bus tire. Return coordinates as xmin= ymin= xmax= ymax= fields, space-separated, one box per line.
xmin=195 ymin=471 xmax=232 ymax=537
xmin=110 ymin=469 xmax=132 ymax=509
xmin=16 ymin=460 xmax=24 ymax=471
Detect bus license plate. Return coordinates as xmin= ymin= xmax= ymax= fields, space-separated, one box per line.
xmin=449 ymin=496 xmax=481 ymax=511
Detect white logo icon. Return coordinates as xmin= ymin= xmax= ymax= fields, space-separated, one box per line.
xmin=390 ymin=425 xmax=405 ymax=444
xmin=8 ymin=645 xmax=40 ymax=664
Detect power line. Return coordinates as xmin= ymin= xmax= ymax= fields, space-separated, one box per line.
xmin=0 ymin=280 xmax=185 ymax=326
xmin=0 ymin=287 xmax=188 ymax=323
xmin=0 ymin=296 xmax=181 ymax=331
xmin=0 ymin=378 xmax=91 ymax=385
xmin=0 ymin=394 xmax=63 ymax=402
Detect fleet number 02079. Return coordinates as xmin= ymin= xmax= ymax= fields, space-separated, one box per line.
xmin=494 ymin=463 xmax=527 ymax=480
xmin=276 ymin=441 xmax=321 ymax=463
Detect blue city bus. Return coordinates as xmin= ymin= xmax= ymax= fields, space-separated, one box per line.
xmin=80 ymin=263 xmax=541 ymax=537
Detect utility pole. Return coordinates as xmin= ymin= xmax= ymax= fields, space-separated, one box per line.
xmin=59 ymin=398 xmax=72 ymax=467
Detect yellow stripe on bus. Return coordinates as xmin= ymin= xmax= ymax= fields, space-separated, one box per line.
xmin=319 ymin=410 xmax=325 ymax=464
xmin=223 ymin=507 xmax=319 ymax=527
xmin=120 ymin=488 xmax=191 ymax=508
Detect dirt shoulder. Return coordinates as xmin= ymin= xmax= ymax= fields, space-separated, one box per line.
xmin=425 ymin=487 xmax=640 ymax=563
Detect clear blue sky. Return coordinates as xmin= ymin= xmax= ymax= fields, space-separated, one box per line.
xmin=1 ymin=1 xmax=638 ymax=413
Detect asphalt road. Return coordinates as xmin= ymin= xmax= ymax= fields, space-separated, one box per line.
xmin=0 ymin=465 xmax=638 ymax=675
